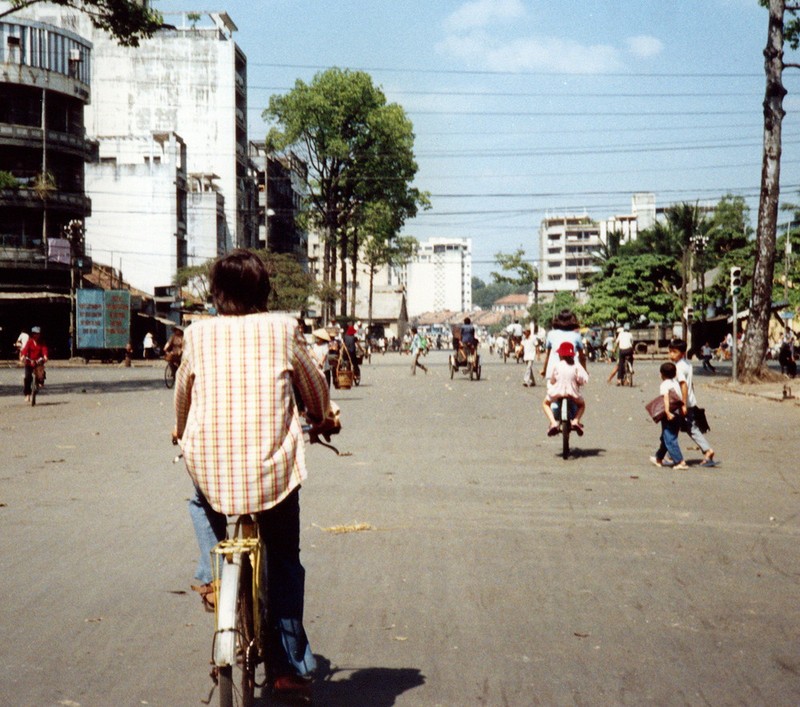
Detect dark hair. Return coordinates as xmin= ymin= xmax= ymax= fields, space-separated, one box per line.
xmin=210 ymin=250 xmax=271 ymax=315
xmin=668 ymin=338 xmax=687 ymax=353
xmin=552 ymin=309 xmax=579 ymax=331
xmin=660 ymin=361 xmax=677 ymax=379
xmin=464 ymin=317 xmax=471 ymax=324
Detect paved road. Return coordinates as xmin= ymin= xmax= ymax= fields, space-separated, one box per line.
xmin=1 ymin=353 xmax=799 ymax=706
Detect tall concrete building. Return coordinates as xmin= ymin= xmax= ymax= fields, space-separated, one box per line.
xmin=82 ymin=10 xmax=251 ymax=254
xmin=404 ymin=237 xmax=472 ymax=316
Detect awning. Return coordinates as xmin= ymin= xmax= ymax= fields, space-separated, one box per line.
xmin=136 ymin=312 xmax=179 ymax=327
xmin=0 ymin=292 xmax=70 ymax=300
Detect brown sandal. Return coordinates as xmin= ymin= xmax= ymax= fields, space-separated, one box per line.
xmin=191 ymin=582 xmax=217 ymax=612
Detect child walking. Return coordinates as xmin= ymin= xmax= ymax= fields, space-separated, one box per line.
xmin=542 ymin=341 xmax=588 ymax=436
xmin=650 ymin=361 xmax=688 ymax=469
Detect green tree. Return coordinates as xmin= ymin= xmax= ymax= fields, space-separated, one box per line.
xmin=472 ymin=278 xmax=516 ymax=309
xmin=264 ymin=68 xmax=426 ymax=321
xmin=0 ymin=0 xmax=162 ymax=45
xmin=580 ymin=254 xmax=680 ymax=327
xmin=492 ymin=248 xmax=538 ymax=288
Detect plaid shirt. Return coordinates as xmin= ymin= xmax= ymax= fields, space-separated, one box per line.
xmin=174 ymin=313 xmax=329 ymax=515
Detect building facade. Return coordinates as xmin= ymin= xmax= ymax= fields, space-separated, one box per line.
xmin=248 ymin=142 xmax=307 ymax=259
xmin=538 ymin=215 xmax=602 ymax=294
xmin=404 ymin=237 xmax=472 ymax=317
xmin=84 ymin=132 xmax=187 ymax=295
xmin=81 ymin=10 xmax=251 ymax=253
xmin=0 ymin=14 xmax=93 ymax=355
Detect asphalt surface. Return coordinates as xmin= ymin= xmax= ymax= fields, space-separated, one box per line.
xmin=1 ymin=352 xmax=799 ymax=706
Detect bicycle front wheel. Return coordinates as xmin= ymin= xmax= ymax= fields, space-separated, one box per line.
xmin=164 ymin=362 xmax=175 ymax=389
xmin=218 ymin=555 xmax=257 ymax=707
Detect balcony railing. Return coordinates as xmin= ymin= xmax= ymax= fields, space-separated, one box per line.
xmin=0 ymin=123 xmax=94 ymax=159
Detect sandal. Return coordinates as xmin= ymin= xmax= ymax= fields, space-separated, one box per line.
xmin=191 ymin=582 xmax=217 ymax=613
xmin=547 ymin=424 xmax=559 ymax=437
xmin=571 ymin=421 xmax=584 ymax=436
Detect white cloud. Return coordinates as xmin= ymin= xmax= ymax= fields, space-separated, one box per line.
xmin=436 ymin=31 xmax=623 ymax=74
xmin=443 ymin=0 xmax=526 ymax=33
xmin=625 ymin=35 xmax=663 ymax=59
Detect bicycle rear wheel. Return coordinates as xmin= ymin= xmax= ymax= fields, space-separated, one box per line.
xmin=218 ymin=555 xmax=257 ymax=707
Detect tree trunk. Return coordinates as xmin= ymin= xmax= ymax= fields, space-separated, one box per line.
xmin=350 ymin=229 xmax=359 ymax=320
xmin=743 ymin=0 xmax=786 ymax=378
xmin=339 ymin=230 xmax=348 ymax=318
xmin=368 ymin=265 xmax=375 ymax=332
xmin=322 ymin=225 xmax=334 ymax=323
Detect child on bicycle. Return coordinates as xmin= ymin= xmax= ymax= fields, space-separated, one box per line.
xmin=542 ymin=340 xmax=588 ymax=436
xmin=650 ymin=361 xmax=688 ymax=469
xmin=173 ymin=250 xmax=337 ymax=701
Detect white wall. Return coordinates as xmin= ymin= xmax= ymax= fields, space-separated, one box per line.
xmin=84 ymin=135 xmax=182 ymax=294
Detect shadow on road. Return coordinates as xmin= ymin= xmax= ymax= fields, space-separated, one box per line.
xmin=0 ymin=377 xmax=165 ymax=398
xmin=310 ymin=655 xmax=426 ymax=706
xmin=551 ymin=447 xmax=607 ymax=460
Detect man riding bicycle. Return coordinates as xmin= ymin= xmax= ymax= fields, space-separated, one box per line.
xmin=20 ymin=325 xmax=48 ymax=403
xmin=613 ymin=325 xmax=634 ymax=385
xmin=173 ymin=250 xmax=338 ymax=702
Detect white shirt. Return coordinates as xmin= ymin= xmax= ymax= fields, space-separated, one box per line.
xmin=674 ymin=357 xmax=697 ymax=408
xmin=522 ymin=335 xmax=537 ymax=361
xmin=616 ymin=331 xmax=634 ymax=350
xmin=544 ymin=330 xmax=584 ymax=380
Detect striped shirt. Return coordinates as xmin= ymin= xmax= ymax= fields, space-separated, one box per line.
xmin=174 ymin=313 xmax=329 ymax=515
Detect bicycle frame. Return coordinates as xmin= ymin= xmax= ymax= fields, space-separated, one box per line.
xmin=211 ymin=517 xmax=264 ymax=671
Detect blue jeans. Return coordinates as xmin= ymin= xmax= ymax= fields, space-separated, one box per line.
xmin=188 ymin=485 xmax=227 ymax=585
xmin=188 ymin=485 xmax=315 ymax=678
xmin=655 ymin=416 xmax=683 ymax=463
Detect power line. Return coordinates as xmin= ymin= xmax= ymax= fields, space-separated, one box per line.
xmin=248 ymin=61 xmax=768 ymax=80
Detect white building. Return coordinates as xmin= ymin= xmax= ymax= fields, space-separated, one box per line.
xmin=600 ymin=192 xmax=657 ymax=245
xmin=539 ymin=215 xmax=601 ymax=294
xmin=540 ymin=193 xmax=658 ymax=293
xmin=84 ymin=132 xmax=187 ymax=295
xmin=16 ymin=6 xmax=254 ymax=292
xmin=404 ymin=237 xmax=472 ymax=316
xmin=85 ymin=11 xmax=250 ymax=251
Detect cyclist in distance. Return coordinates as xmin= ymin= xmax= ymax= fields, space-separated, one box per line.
xmin=20 ymin=325 xmax=47 ymax=403
xmin=612 ymin=325 xmax=635 ymax=386
xmin=173 ymin=249 xmax=336 ymax=701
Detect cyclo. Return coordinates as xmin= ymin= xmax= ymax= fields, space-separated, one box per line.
xmin=448 ymin=326 xmax=482 ymax=381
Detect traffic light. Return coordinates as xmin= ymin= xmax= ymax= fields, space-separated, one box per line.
xmin=730 ymin=266 xmax=742 ymax=295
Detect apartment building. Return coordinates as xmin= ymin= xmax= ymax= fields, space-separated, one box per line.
xmin=0 ymin=14 xmax=93 ymax=354
xmin=404 ymin=237 xmax=472 ymax=317
xmin=538 ymin=215 xmax=601 ymax=294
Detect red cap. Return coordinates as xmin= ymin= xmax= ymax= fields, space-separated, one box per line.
xmin=556 ymin=341 xmax=575 ymax=357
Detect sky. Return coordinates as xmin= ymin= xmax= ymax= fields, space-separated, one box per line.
xmin=154 ymin=0 xmax=800 ymax=281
